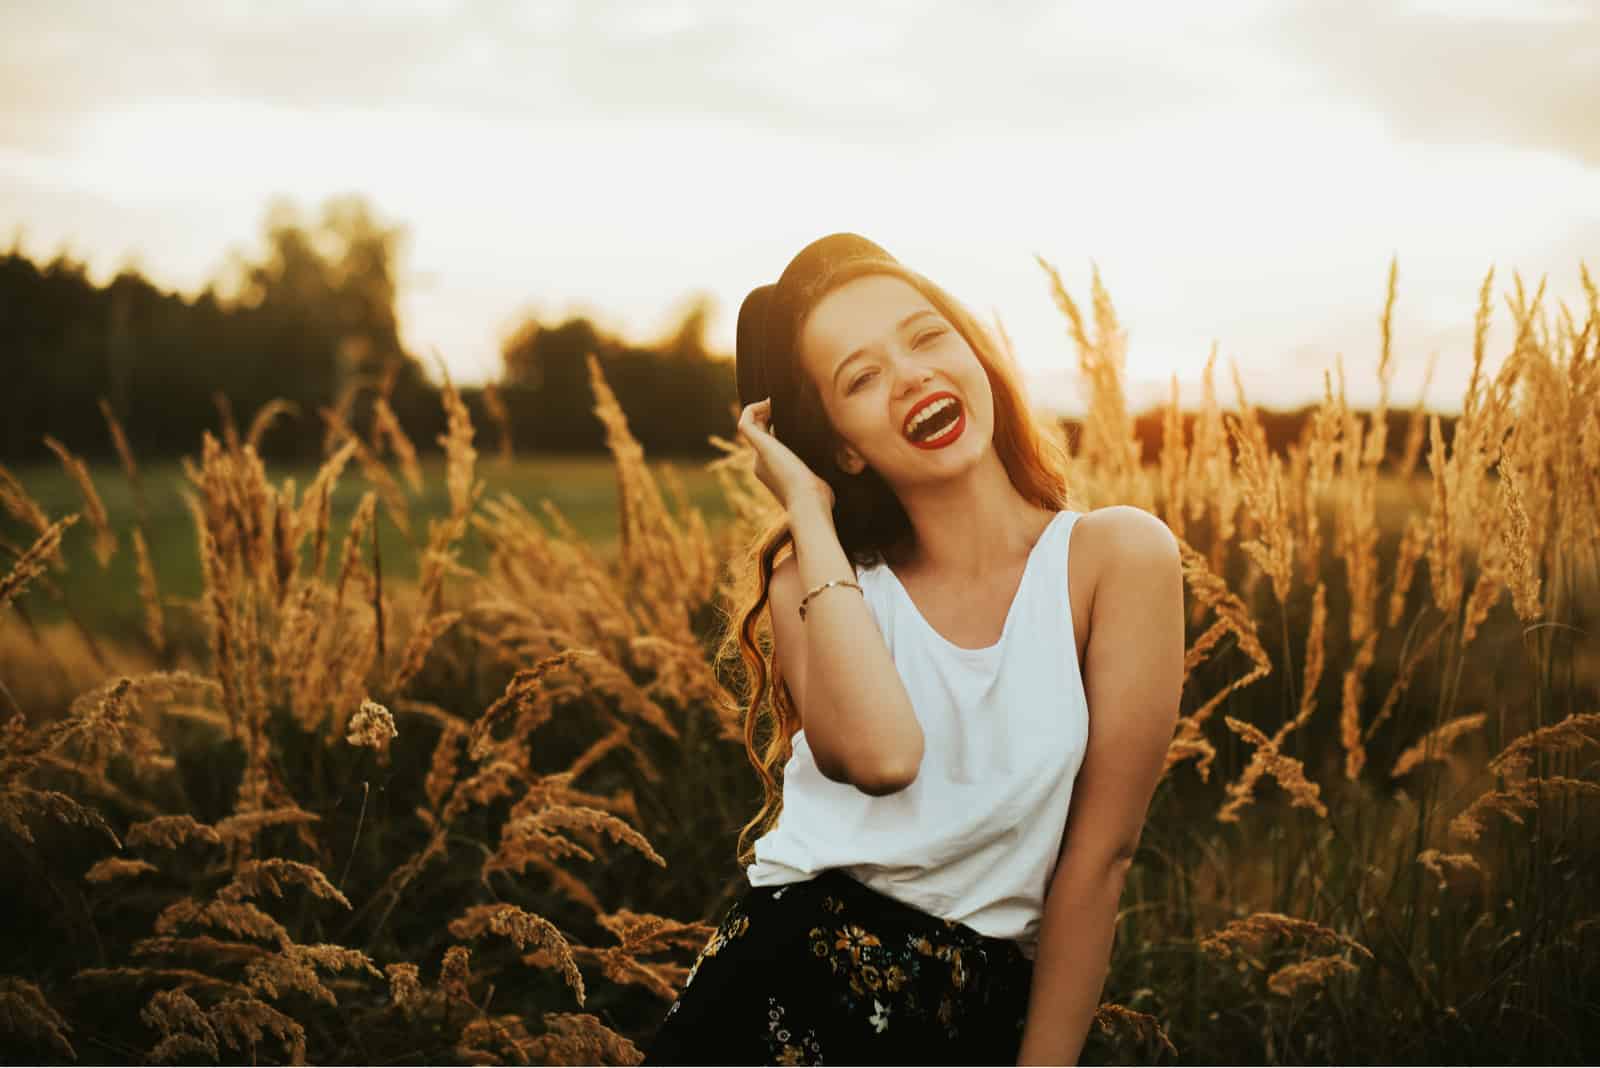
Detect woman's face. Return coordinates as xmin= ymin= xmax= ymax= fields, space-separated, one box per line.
xmin=797 ymin=273 xmax=994 ymax=482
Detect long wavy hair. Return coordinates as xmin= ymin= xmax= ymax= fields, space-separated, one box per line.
xmin=715 ymin=256 xmax=1077 ymax=867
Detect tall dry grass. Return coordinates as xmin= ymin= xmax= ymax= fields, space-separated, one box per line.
xmin=0 ymin=256 xmax=1595 ymax=1064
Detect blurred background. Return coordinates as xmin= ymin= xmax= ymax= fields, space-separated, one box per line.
xmin=4 ymin=0 xmax=1596 ymax=469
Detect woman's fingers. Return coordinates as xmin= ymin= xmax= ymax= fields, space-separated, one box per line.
xmin=736 ymin=399 xmax=784 ymax=499
xmin=738 ymin=398 xmax=773 ymax=443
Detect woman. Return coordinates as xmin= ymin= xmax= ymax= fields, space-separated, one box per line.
xmin=643 ymin=233 xmax=1183 ymax=1066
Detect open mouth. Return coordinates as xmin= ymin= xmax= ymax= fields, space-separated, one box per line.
xmin=903 ymin=394 xmax=965 ymax=449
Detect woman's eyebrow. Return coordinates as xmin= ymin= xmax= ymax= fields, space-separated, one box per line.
xmin=831 ymin=309 xmax=940 ymax=388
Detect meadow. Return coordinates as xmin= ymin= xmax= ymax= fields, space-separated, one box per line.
xmin=1 ymin=261 xmax=1596 ymax=1065
xmin=4 ymin=456 xmax=735 ymax=637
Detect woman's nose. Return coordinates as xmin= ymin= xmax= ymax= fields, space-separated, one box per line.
xmin=892 ymin=355 xmax=934 ymax=394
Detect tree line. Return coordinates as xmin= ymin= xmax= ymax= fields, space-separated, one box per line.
xmin=4 ymin=193 xmax=1439 ymax=469
xmin=3 ymin=194 xmax=739 ymax=466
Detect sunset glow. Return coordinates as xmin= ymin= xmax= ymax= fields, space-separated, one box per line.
xmin=4 ymin=0 xmax=1595 ymax=415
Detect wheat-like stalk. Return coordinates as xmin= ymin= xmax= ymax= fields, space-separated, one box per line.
xmin=1450 ymin=776 xmax=1600 ymax=842
xmin=98 ymin=396 xmax=147 ymax=518
xmin=483 ymin=380 xmax=514 ymax=464
xmin=1340 ymin=634 xmax=1379 ymax=780
xmin=1387 ymin=516 xmax=1428 ymax=629
xmin=1417 ymin=849 xmax=1484 ymax=886
xmin=1363 ymin=620 xmax=1448 ymax=744
xmin=43 ymin=436 xmax=116 ymax=567
xmin=243 ymin=398 xmax=299 ymax=453
xmin=1486 ymin=712 xmax=1600 ymax=781
xmin=1397 ymin=349 xmax=1440 ymax=481
xmin=0 ymin=976 xmax=77 ymax=1060
xmin=0 ymin=514 xmax=78 ymax=608
xmin=322 ymin=403 xmax=412 ymax=539
xmin=213 ymin=806 xmax=319 ymax=846
xmin=1293 ymin=581 xmax=1328 ymax=733
xmin=1173 ymin=538 xmax=1272 ymax=732
xmin=141 ymin=988 xmax=220 ymax=1063
xmin=1228 ymin=364 xmax=1295 ymax=606
xmin=388 ymin=610 xmax=462 ymax=695
xmin=0 ymin=463 xmax=54 ymax=542
xmin=1160 ymin=373 xmax=1188 ymax=540
xmin=218 ymin=858 xmax=352 ymax=909
xmin=1092 ymin=1002 xmax=1178 ymax=1056
xmin=152 ymin=898 xmax=292 ymax=948
xmin=1496 ymin=455 xmax=1543 ymax=621
xmin=1459 ymin=566 xmax=1505 ymax=648
xmin=437 ymin=372 xmax=482 ymax=526
xmin=526 ymin=1011 xmax=644 ymax=1066
xmin=1200 ymin=912 xmax=1372 ymax=961
xmin=127 ymin=814 xmax=224 ymax=850
xmin=1218 ymin=716 xmax=1327 ymax=821
xmin=1266 ymin=953 xmax=1359 ymax=998
xmin=1391 ymin=713 xmax=1487 ymax=779
xmin=131 ymin=527 xmax=165 ymax=656
xmin=84 ymin=857 xmax=159 ymax=884
xmin=1035 ymin=256 xmax=1146 ymax=505
xmin=449 ymin=903 xmax=585 ymax=1005
xmin=370 ymin=395 xmax=424 ymax=492
xmin=208 ymin=996 xmax=308 ymax=1065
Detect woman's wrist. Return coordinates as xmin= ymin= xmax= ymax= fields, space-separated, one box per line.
xmin=785 ymin=493 xmax=836 ymax=534
xmin=786 ymin=495 xmax=858 ymax=604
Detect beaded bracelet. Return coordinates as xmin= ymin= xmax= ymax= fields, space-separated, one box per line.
xmin=798 ymin=579 xmax=863 ymax=620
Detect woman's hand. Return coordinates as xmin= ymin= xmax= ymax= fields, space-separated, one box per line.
xmin=737 ymin=397 xmax=835 ymax=515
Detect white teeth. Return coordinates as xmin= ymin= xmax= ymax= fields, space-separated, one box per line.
xmin=904 ymin=397 xmax=957 ymax=439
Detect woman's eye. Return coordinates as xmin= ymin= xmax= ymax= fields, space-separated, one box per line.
xmin=849 ymin=370 xmax=878 ymax=393
xmin=914 ymin=328 xmax=945 ymax=346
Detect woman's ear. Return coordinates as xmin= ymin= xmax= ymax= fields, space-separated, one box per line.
xmin=835 ymin=445 xmax=866 ymax=475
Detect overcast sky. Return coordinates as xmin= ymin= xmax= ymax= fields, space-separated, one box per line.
xmin=3 ymin=0 xmax=1596 ymax=415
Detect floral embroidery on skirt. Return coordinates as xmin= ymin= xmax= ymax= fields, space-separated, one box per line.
xmin=643 ymin=869 xmax=1033 ymax=1066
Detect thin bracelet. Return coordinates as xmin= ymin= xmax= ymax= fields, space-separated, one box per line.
xmin=798 ymin=579 xmax=863 ymax=620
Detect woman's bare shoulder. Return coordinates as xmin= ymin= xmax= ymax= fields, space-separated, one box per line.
xmin=1076 ymin=505 xmax=1178 ymax=551
xmin=1073 ymin=505 xmax=1181 ymax=612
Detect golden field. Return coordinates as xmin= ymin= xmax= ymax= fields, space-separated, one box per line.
xmin=0 ymin=261 xmax=1596 ymax=1064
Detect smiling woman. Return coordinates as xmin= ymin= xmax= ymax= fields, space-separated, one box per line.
xmin=641 ymin=233 xmax=1184 ymax=1066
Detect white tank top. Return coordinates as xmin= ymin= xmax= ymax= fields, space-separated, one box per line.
xmin=746 ymin=509 xmax=1090 ymax=957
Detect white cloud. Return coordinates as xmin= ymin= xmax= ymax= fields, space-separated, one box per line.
xmin=1266 ymin=0 xmax=1600 ymax=166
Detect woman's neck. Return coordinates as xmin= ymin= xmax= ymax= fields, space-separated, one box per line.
xmin=887 ymin=451 xmax=1055 ymax=581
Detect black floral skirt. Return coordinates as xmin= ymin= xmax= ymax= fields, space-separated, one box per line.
xmin=642 ymin=869 xmax=1034 ymax=1066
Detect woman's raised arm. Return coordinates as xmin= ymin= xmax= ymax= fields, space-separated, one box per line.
xmin=735 ymin=394 xmax=925 ymax=796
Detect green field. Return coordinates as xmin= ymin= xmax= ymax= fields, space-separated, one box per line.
xmin=4 ymin=455 xmax=735 ymax=638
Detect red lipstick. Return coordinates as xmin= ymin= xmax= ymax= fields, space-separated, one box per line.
xmin=902 ymin=392 xmax=965 ymax=450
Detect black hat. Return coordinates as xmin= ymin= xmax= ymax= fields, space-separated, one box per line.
xmin=735 ymin=233 xmax=901 ymax=430
xmin=735 ymin=284 xmax=775 ymax=409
